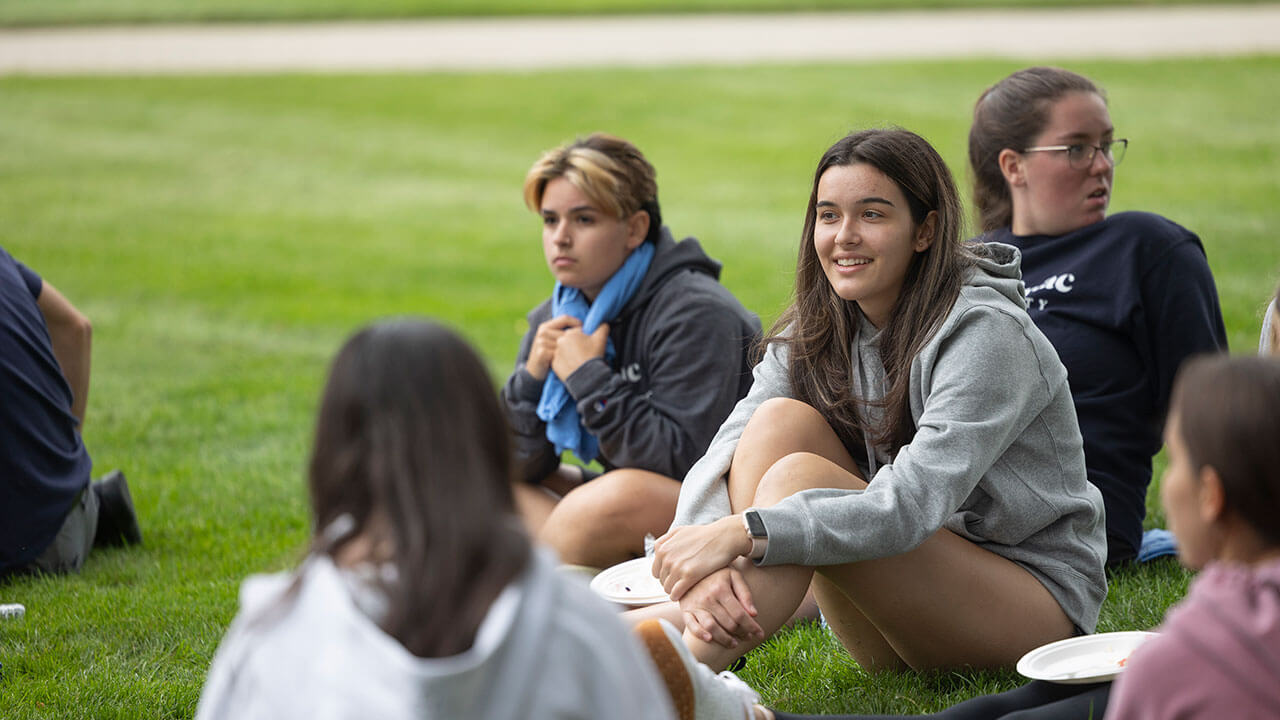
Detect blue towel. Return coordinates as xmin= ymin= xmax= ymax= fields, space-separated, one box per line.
xmin=1138 ymin=528 xmax=1178 ymax=562
xmin=537 ymin=242 xmax=655 ymax=463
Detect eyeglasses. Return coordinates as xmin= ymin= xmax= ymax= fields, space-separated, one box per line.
xmin=1021 ymin=138 xmax=1128 ymax=170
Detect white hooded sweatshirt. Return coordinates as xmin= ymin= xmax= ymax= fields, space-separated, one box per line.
xmin=196 ymin=548 xmax=674 ymax=720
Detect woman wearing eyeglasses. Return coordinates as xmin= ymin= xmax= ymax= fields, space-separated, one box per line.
xmin=969 ymin=66 xmax=1227 ymax=566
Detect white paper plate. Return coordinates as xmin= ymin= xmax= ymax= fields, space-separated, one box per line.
xmin=1017 ymin=631 xmax=1158 ymax=684
xmin=589 ymin=557 xmax=669 ymax=606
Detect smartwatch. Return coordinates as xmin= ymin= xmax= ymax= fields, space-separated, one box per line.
xmin=742 ymin=508 xmax=768 ymax=561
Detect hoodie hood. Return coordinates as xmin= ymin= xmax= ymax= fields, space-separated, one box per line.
xmin=619 ymin=226 xmax=721 ymax=318
xmin=198 ymin=547 xmax=673 ymax=720
xmin=965 ymin=241 xmax=1029 ymax=311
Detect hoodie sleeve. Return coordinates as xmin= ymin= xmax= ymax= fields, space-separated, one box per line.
xmin=670 ymin=341 xmax=791 ymax=528
xmin=754 ymin=306 xmax=1057 ymax=566
xmin=563 ymin=273 xmax=759 ymax=481
xmin=499 ymin=302 xmax=562 ymax=484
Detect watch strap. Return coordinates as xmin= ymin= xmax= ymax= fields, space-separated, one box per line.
xmin=743 ymin=508 xmax=768 ymax=561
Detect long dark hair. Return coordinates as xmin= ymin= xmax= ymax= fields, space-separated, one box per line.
xmin=968 ymin=66 xmax=1102 ymax=232
xmin=1171 ymin=355 xmax=1280 ymax=547
xmin=766 ymin=128 xmax=973 ymax=456
xmin=308 ymin=318 xmax=529 ymax=657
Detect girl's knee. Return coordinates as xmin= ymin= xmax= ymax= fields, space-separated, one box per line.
xmin=737 ymin=400 xmax=853 ymax=472
xmin=743 ymin=398 xmax=826 ymax=438
xmin=541 ymin=471 xmax=676 ymax=566
xmin=595 ymin=470 xmax=679 ymax=511
xmin=552 ymin=470 xmax=676 ymax=530
xmin=754 ymin=452 xmax=865 ymax=506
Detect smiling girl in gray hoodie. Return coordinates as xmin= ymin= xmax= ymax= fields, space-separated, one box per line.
xmin=643 ymin=129 xmax=1106 ymax=682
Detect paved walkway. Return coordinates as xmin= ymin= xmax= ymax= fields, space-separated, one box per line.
xmin=0 ymin=5 xmax=1278 ymax=74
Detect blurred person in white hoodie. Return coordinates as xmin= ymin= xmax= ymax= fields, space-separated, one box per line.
xmin=195 ymin=318 xmax=673 ymax=720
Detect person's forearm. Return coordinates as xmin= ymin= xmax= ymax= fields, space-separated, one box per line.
xmin=48 ymin=316 xmax=91 ymax=425
xmin=38 ymin=283 xmax=92 ymax=426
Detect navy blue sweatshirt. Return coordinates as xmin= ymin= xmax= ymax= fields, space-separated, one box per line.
xmin=990 ymin=212 xmax=1227 ymax=563
xmin=0 ymin=247 xmax=93 ymax=574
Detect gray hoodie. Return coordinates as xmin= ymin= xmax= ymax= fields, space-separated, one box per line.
xmin=672 ymin=242 xmax=1108 ymax=633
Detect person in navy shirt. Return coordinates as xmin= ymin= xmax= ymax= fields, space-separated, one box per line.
xmin=968 ymin=67 xmax=1227 ymax=565
xmin=1 ymin=246 xmax=140 ymax=579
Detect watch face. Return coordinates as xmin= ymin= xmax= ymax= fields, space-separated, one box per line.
xmin=745 ymin=511 xmax=766 ymax=537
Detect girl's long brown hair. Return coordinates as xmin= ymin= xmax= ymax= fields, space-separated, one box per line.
xmin=766 ymin=129 xmax=975 ymax=457
xmin=308 ymin=318 xmax=529 ymax=657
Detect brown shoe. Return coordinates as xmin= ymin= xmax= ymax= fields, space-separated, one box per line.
xmin=634 ymin=619 xmax=759 ymax=720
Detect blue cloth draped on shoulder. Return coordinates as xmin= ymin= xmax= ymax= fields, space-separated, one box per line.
xmin=537 ymin=241 xmax=655 ymax=464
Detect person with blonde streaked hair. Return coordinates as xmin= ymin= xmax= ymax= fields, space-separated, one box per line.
xmin=502 ymin=132 xmax=759 ymax=571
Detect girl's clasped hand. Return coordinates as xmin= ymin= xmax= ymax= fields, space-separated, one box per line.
xmin=653 ymin=516 xmax=762 ymax=647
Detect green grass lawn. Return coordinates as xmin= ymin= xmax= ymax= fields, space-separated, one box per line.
xmin=0 ymin=57 xmax=1277 ymax=718
xmin=0 ymin=0 xmax=1267 ymax=27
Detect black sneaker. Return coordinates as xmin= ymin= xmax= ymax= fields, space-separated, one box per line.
xmin=92 ymin=470 xmax=142 ymax=547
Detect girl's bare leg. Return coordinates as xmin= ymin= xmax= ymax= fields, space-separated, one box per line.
xmin=539 ymin=469 xmax=681 ymax=568
xmin=683 ymin=398 xmax=864 ymax=670
xmin=812 ymin=574 xmax=907 ymax=671
xmin=623 ymin=599 xmax=686 ymax=628
xmin=817 ymin=515 xmax=1073 ymax=670
xmin=675 ymin=399 xmax=1073 ymax=671
xmin=623 ymin=589 xmax=817 ymax=633
xmin=722 ymin=399 xmax=861 ymax=513
xmin=513 ymin=464 xmax=587 ymax=536
xmin=513 ymin=483 xmax=560 ymax=537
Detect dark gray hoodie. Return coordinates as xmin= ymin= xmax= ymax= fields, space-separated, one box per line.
xmin=673 ymin=243 xmax=1108 ymax=633
xmin=502 ymin=228 xmax=760 ymax=483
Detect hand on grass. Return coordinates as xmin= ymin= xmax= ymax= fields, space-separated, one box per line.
xmin=679 ymin=565 xmax=762 ymax=649
xmin=653 ymin=515 xmax=752 ymax=601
